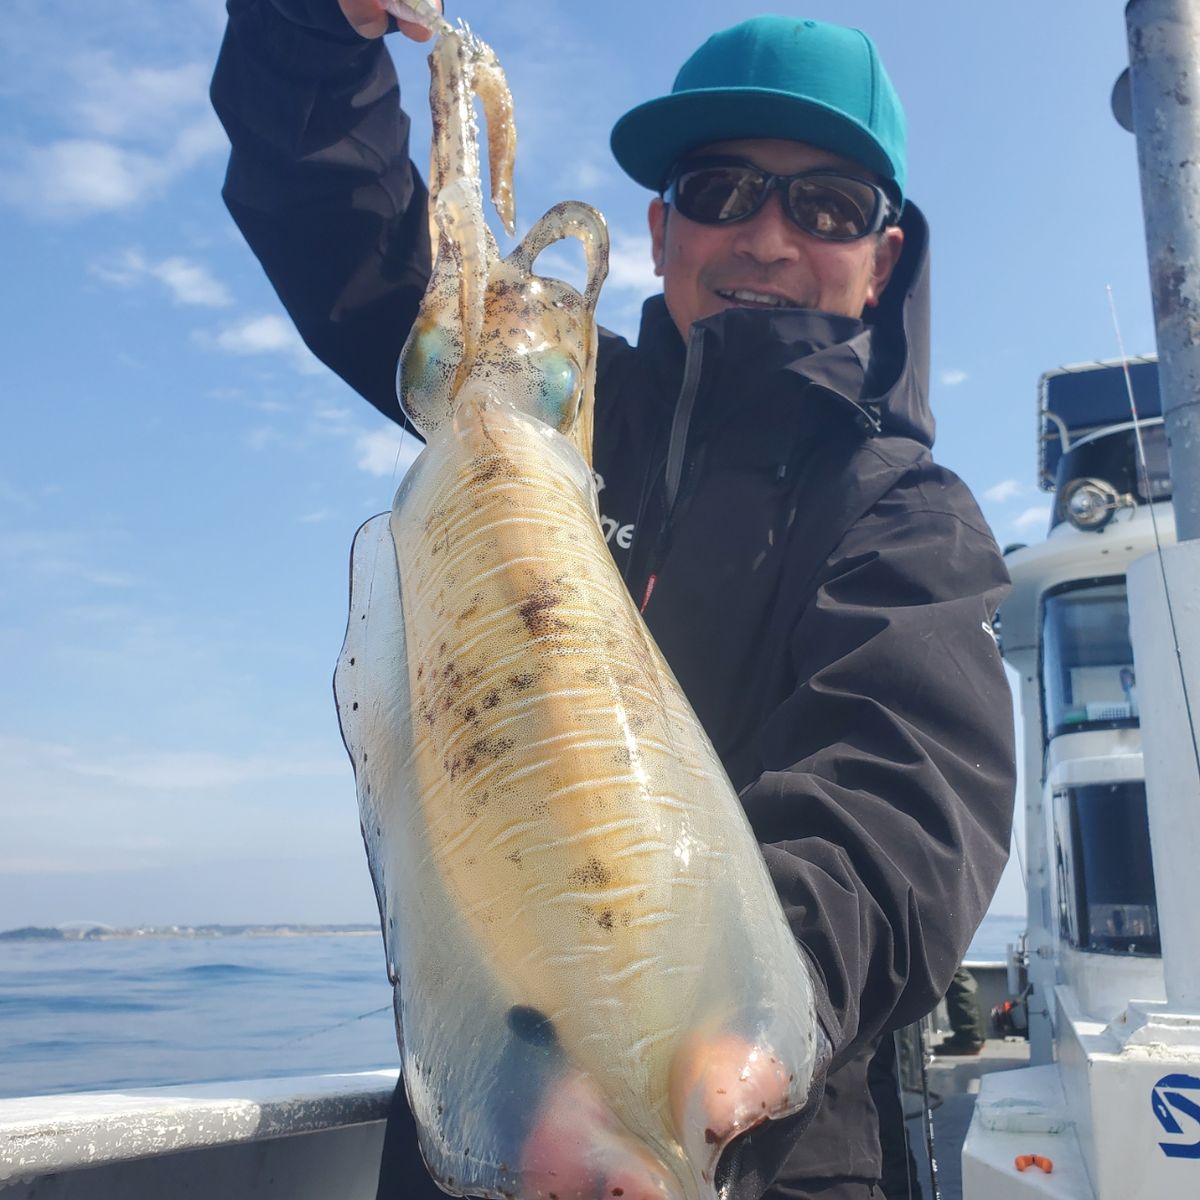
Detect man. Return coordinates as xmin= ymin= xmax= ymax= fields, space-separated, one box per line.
xmin=211 ymin=3 xmax=1015 ymax=1197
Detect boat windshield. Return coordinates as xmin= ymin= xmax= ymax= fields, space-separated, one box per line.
xmin=1041 ymin=580 xmax=1138 ymax=740
xmin=1054 ymin=780 xmax=1160 ymax=956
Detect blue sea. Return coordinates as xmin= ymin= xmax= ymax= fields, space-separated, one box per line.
xmin=0 ymin=915 xmax=1025 ymax=1101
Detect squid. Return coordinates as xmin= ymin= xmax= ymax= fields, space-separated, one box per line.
xmin=334 ymin=8 xmax=820 ymax=1199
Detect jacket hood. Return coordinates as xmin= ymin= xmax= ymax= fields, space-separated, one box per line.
xmin=633 ymin=200 xmax=934 ymax=449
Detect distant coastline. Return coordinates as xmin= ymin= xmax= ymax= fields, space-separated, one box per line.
xmin=0 ymin=924 xmax=380 ymax=942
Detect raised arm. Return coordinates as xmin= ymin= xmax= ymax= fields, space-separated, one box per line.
xmin=211 ymin=0 xmax=443 ymax=424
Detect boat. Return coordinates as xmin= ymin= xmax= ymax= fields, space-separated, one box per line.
xmin=955 ymin=351 xmax=1200 ymax=1199
xmin=958 ymin=0 xmax=1200 ymax=1189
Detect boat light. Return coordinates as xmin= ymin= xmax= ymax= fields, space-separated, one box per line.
xmin=1061 ymin=477 xmax=1125 ymax=531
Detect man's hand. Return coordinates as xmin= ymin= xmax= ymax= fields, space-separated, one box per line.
xmin=339 ymin=0 xmax=444 ymax=41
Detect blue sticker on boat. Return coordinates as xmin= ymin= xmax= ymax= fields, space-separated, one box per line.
xmin=1152 ymin=1073 xmax=1200 ymax=1158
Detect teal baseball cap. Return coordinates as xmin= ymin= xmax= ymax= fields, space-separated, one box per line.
xmin=610 ymin=15 xmax=907 ymax=203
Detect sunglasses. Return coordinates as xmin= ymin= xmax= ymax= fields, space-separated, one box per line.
xmin=665 ymin=158 xmax=898 ymax=242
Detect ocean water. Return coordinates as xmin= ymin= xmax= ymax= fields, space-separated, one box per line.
xmin=0 ymin=932 xmax=398 ymax=1100
xmin=0 ymin=915 xmax=1025 ymax=1101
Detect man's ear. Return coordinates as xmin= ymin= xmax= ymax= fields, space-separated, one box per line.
xmin=864 ymin=225 xmax=904 ymax=308
xmin=648 ymin=197 xmax=667 ymax=278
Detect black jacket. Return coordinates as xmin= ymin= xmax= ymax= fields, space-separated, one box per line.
xmin=212 ymin=2 xmax=1016 ymax=1190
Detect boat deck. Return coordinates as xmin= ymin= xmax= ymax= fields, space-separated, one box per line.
xmin=905 ymin=1036 xmax=1033 ymax=1200
xmin=0 ymin=1038 xmax=1031 ymax=1200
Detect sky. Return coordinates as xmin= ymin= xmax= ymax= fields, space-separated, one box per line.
xmin=0 ymin=0 xmax=1159 ymax=928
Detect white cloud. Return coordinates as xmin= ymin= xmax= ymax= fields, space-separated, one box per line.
xmin=560 ymin=157 xmax=612 ymax=193
xmin=81 ymin=569 xmax=138 ymax=589
xmin=940 ymin=368 xmax=969 ymax=387
xmin=355 ymin=427 xmax=423 ymax=477
xmin=92 ymin=248 xmax=232 ymax=307
xmin=984 ymin=479 xmax=1024 ymax=504
xmin=2 ymin=138 xmax=163 ymax=215
xmin=1013 ymin=505 xmax=1052 ymax=531
xmin=0 ymin=733 xmax=358 ymax=895
xmin=214 ymin=314 xmax=298 ymax=354
xmin=0 ymin=477 xmax=37 ymax=511
xmin=606 ymin=231 xmax=660 ymax=295
xmin=0 ymin=45 xmax=225 ymax=221
xmin=148 ymin=256 xmax=231 ymax=307
xmin=71 ymin=56 xmax=211 ymax=141
xmin=71 ymin=749 xmax=345 ymax=790
xmin=0 ymin=113 xmax=225 ymax=219
xmin=300 ymin=509 xmax=333 ymax=524
xmin=314 ymin=404 xmax=354 ymax=427
xmin=202 ymin=314 xmax=324 ymax=376
xmin=245 ymin=426 xmax=286 ymax=451
xmin=0 ymin=528 xmax=137 ymax=588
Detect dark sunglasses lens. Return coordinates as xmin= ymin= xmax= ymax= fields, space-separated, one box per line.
xmin=786 ymin=175 xmax=881 ymax=239
xmin=673 ymin=166 xmax=766 ymax=223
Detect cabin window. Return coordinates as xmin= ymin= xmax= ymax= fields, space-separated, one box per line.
xmin=1041 ymin=580 xmax=1138 ymax=739
xmin=1053 ymin=780 xmax=1160 ymax=956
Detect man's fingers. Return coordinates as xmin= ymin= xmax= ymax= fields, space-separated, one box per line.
xmin=338 ymin=0 xmax=444 ymax=41
xmin=393 ymin=19 xmax=436 ymax=42
xmin=339 ymin=0 xmax=389 ymax=38
xmin=385 ymin=0 xmax=444 ymax=41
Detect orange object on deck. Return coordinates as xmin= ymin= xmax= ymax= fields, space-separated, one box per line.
xmin=1014 ymin=1154 xmax=1054 ymax=1173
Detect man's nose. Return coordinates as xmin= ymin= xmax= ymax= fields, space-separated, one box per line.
xmin=730 ymin=190 xmax=802 ymax=262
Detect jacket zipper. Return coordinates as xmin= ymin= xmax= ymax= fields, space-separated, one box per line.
xmin=634 ymin=324 xmax=706 ymax=612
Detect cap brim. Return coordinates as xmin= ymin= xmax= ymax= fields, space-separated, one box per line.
xmin=610 ymin=87 xmax=897 ymax=194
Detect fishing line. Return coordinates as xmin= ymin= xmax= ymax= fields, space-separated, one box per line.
xmin=1106 ymin=286 xmax=1200 ymax=788
xmin=889 ymin=1029 xmax=917 ymax=1200
xmin=1010 ymin=824 xmax=1027 ymax=889
xmin=278 ymin=1004 xmax=392 ymax=1047
xmin=916 ymin=1016 xmax=942 ymax=1200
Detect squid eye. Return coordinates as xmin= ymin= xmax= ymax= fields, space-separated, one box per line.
xmin=398 ymin=325 xmax=459 ymax=421
xmin=400 ymin=326 xmax=457 ymax=391
xmin=528 ymin=350 xmax=581 ymax=430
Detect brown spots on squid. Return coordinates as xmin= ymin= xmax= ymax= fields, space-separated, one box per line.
xmin=457 ymin=592 xmax=485 ymax=623
xmin=568 ymin=855 xmax=613 ymax=889
xmin=423 ymin=500 xmax=453 ymax=538
xmin=442 ymin=729 xmax=513 ymax=783
xmin=416 ymin=696 xmax=437 ymax=730
xmin=465 ymin=787 xmax=492 ymax=821
xmin=518 ymin=582 xmax=568 ymax=638
xmin=508 ymin=671 xmax=535 ymax=692
xmin=469 ymin=733 xmax=515 ymax=762
xmin=469 ymin=452 xmax=518 ymax=487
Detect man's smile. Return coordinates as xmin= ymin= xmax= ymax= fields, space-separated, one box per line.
xmin=714 ymin=287 xmax=803 ymax=309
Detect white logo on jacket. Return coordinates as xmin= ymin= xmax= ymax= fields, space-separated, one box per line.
xmin=594 ymin=471 xmax=635 ymax=549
